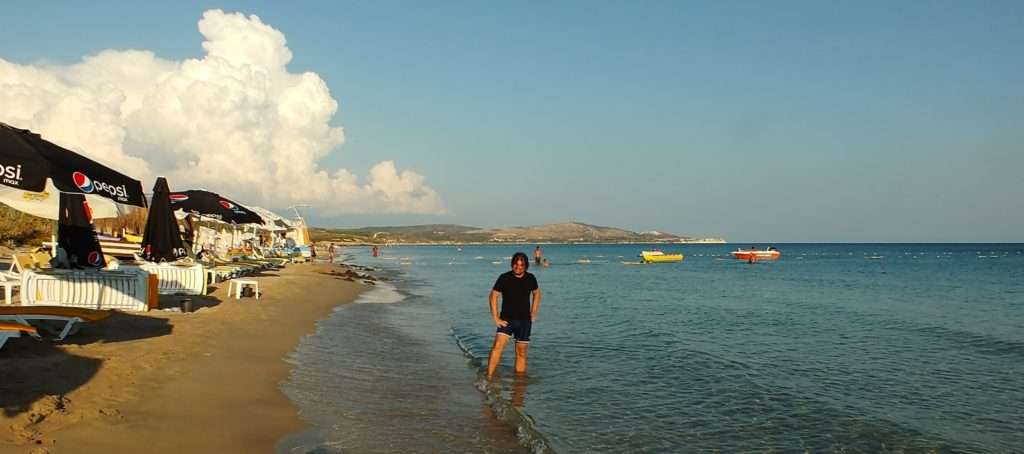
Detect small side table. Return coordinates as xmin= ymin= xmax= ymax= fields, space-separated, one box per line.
xmin=228 ymin=279 xmax=259 ymax=300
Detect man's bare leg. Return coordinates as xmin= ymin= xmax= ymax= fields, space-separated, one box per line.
xmin=487 ymin=334 xmax=510 ymax=379
xmin=514 ymin=341 xmax=529 ymax=374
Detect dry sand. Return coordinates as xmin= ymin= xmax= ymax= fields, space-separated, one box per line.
xmin=0 ymin=262 xmax=368 ymax=453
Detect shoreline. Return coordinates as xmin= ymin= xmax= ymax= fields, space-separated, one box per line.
xmin=0 ymin=262 xmax=367 ymax=453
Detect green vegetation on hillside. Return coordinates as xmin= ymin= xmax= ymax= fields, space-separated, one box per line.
xmin=0 ymin=204 xmax=54 ymax=245
xmin=310 ymin=221 xmax=696 ymax=244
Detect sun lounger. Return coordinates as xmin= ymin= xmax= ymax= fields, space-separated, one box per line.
xmin=206 ymin=265 xmax=238 ymax=282
xmin=0 ymin=321 xmax=39 ymax=350
xmin=20 ymin=269 xmax=152 ymax=312
xmin=120 ymin=262 xmax=207 ymax=295
xmin=2 ymin=253 xmax=41 ymax=291
xmin=249 ymin=248 xmax=290 ymax=267
xmin=201 ymin=258 xmax=250 ymax=276
xmin=31 ymin=250 xmax=53 ymax=267
xmin=5 ymin=253 xmax=39 ymax=278
xmin=0 ymin=306 xmax=112 ymax=340
xmin=226 ymin=249 xmax=281 ymax=269
xmin=218 ymin=253 xmax=274 ymax=270
xmin=1 ymin=274 xmax=20 ymax=304
xmin=211 ymin=256 xmax=263 ymax=273
xmin=98 ymin=239 xmax=142 ymax=260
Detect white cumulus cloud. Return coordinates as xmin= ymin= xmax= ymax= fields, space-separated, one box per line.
xmin=0 ymin=9 xmax=444 ymax=215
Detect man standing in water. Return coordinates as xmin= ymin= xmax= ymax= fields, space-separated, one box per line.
xmin=487 ymin=252 xmax=542 ymax=379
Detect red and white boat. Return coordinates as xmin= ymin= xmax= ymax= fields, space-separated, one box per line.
xmin=731 ymin=248 xmax=780 ymax=261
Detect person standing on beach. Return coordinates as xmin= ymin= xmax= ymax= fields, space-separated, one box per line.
xmin=487 ymin=252 xmax=542 ymax=379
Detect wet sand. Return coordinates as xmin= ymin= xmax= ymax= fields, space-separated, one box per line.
xmin=0 ymin=262 xmax=366 ymax=453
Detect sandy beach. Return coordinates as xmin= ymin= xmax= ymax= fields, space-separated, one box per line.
xmin=0 ymin=262 xmax=367 ymax=454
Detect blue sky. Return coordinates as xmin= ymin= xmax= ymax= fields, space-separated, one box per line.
xmin=2 ymin=1 xmax=1022 ymax=242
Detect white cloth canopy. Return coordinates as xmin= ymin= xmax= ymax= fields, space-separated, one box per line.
xmin=246 ymin=206 xmax=293 ymax=231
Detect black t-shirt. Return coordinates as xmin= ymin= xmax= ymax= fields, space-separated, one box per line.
xmin=492 ymin=271 xmax=539 ymax=320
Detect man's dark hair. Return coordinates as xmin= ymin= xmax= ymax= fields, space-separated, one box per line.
xmin=511 ymin=252 xmax=529 ymax=270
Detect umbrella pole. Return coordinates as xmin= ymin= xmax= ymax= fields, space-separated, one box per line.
xmin=194 ymin=214 xmax=204 ymax=255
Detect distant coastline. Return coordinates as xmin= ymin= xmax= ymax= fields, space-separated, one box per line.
xmin=310 ymin=221 xmax=726 ymax=245
xmin=321 ymin=240 xmax=728 ymax=247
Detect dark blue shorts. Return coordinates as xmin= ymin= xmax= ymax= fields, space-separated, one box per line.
xmin=497 ymin=320 xmax=532 ymax=342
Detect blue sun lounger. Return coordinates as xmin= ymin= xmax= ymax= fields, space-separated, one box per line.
xmin=0 ymin=321 xmax=39 ymax=350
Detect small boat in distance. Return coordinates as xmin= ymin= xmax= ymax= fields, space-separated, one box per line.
xmin=640 ymin=250 xmax=684 ymax=263
xmin=731 ymin=247 xmax=780 ymax=261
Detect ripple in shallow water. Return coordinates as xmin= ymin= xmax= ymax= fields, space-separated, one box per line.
xmin=282 ymin=294 xmax=530 ymax=453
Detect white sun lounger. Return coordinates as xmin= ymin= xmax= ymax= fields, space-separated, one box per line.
xmin=1 ymin=274 xmax=20 ymax=304
xmin=20 ymin=269 xmax=152 ymax=312
xmin=120 ymin=262 xmax=207 ymax=296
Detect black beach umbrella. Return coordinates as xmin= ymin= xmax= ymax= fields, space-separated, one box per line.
xmin=141 ymin=177 xmax=189 ymax=262
xmin=168 ymin=190 xmax=264 ymax=225
xmin=56 ymin=193 xmax=106 ymax=268
xmin=0 ymin=122 xmax=146 ymax=207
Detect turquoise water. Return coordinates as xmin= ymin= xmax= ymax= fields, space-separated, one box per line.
xmin=283 ymin=244 xmax=1023 ymax=453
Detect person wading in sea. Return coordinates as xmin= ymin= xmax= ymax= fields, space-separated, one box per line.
xmin=487 ymin=252 xmax=542 ymax=379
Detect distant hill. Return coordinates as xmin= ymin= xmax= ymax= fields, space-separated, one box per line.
xmin=310 ymin=221 xmax=723 ymax=244
xmin=465 ymin=222 xmax=679 ymax=242
xmin=310 ymin=224 xmax=491 ymax=243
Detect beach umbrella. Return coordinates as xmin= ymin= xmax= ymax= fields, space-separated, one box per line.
xmin=168 ymin=190 xmax=264 ymax=225
xmin=0 ymin=123 xmax=147 ymax=211
xmin=141 ymin=177 xmax=189 ymax=262
xmin=56 ymin=193 xmax=106 ymax=268
xmin=0 ymin=122 xmax=147 ymax=268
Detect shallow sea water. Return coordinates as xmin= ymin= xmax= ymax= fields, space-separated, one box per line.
xmin=281 ymin=244 xmax=1024 ymax=453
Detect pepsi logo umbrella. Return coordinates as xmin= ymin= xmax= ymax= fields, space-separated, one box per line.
xmin=0 ymin=122 xmax=147 ymax=214
xmin=141 ymin=177 xmax=189 ymax=262
xmin=0 ymin=122 xmax=147 ymax=269
xmin=168 ymin=190 xmax=264 ymax=225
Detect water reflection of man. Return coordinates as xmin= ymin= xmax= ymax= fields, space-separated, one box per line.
xmin=510 ymin=375 xmax=528 ymax=408
xmin=487 ymin=252 xmax=542 ymax=379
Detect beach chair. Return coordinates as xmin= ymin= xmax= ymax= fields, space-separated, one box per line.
xmin=98 ymin=237 xmax=142 ymax=260
xmin=2 ymin=254 xmax=39 ymax=304
xmin=0 ymin=321 xmax=39 ymax=350
xmin=194 ymin=256 xmax=243 ymax=283
xmin=2 ymin=253 xmax=39 ymax=301
xmin=250 ymin=247 xmax=289 ymax=267
xmin=0 ymin=306 xmax=113 ymax=341
xmin=201 ymin=256 xmax=248 ymax=276
xmin=0 ymin=274 xmax=20 ymax=305
xmin=210 ymin=253 xmax=264 ymax=273
xmin=31 ymin=250 xmax=53 ymax=267
xmin=5 ymin=253 xmax=37 ymax=277
xmin=221 ymin=250 xmax=275 ymax=270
